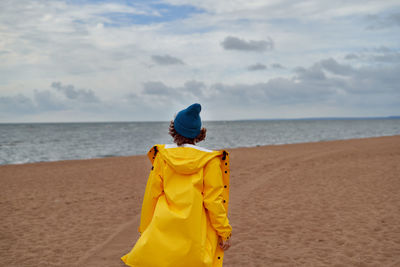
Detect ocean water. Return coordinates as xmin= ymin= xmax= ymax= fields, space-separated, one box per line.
xmin=0 ymin=119 xmax=399 ymax=165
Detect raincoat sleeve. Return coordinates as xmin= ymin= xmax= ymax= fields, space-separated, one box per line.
xmin=203 ymin=157 xmax=232 ymax=241
xmin=138 ymin=155 xmax=164 ymax=234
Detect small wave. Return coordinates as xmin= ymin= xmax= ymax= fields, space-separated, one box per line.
xmin=0 ymin=158 xmax=32 ymax=166
xmin=97 ymin=154 xmax=118 ymax=158
xmin=2 ymin=140 xmax=24 ymax=146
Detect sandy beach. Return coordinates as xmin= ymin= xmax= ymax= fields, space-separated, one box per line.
xmin=1 ymin=135 xmax=400 ymax=267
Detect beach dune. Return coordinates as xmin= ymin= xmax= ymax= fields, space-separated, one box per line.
xmin=1 ymin=136 xmax=400 ymax=266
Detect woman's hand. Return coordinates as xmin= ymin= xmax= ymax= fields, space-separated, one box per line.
xmin=218 ymin=236 xmax=231 ymax=251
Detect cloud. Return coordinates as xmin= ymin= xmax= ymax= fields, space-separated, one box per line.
xmin=142 ymin=81 xmax=173 ymax=95
xmin=370 ymin=47 xmax=400 ymax=63
xmin=0 ymin=94 xmax=36 ymax=114
xmin=183 ymin=80 xmax=206 ymax=97
xmin=162 ymin=1 xmax=398 ymax=21
xmin=139 ymin=75 xmax=337 ymax=108
xmin=33 ymin=89 xmax=66 ymax=111
xmin=51 ymin=82 xmax=100 ymax=103
xmin=247 ymin=63 xmax=267 ymax=71
xmin=318 ymin=58 xmax=355 ymax=76
xmin=221 ymin=36 xmax=274 ymax=52
xmin=345 ymin=53 xmax=359 ymax=60
xmin=294 ymin=65 xmax=326 ymax=81
xmin=372 ymin=53 xmax=400 ymax=63
xmin=151 ymin=55 xmax=185 ymax=65
xmin=137 ymin=57 xmax=400 ymax=111
xmin=271 ymin=63 xmax=285 ymax=69
xmin=293 ymin=58 xmax=400 ymax=96
xmin=374 ymin=46 xmax=393 ymax=53
xmin=0 ymin=82 xmax=103 ymax=119
xmin=367 ymin=12 xmax=400 ymax=29
xmin=141 ymin=80 xmax=205 ymax=102
xmin=0 ymin=90 xmax=64 ymax=117
xmin=344 ymin=47 xmax=400 ymax=63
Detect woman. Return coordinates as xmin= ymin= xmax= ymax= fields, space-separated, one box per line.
xmin=121 ymin=103 xmax=232 ymax=267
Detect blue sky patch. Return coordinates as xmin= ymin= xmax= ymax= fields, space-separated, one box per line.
xmin=71 ymin=1 xmax=205 ymax=26
xmin=66 ymin=0 xmax=205 ymax=26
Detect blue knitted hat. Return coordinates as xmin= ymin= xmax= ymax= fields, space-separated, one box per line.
xmin=174 ymin=103 xmax=202 ymax=139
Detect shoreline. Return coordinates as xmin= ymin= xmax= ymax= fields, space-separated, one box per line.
xmin=1 ymin=135 xmax=400 ymax=266
xmin=2 ymin=134 xmax=400 ymax=167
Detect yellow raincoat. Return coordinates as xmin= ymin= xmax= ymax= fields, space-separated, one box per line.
xmin=121 ymin=144 xmax=232 ymax=267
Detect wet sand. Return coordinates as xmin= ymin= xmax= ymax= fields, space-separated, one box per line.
xmin=1 ymin=135 xmax=400 ymax=266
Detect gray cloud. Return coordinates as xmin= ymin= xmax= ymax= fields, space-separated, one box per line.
xmin=0 ymin=82 xmax=103 ymax=118
xmin=247 ymin=63 xmax=267 ymax=71
xmin=294 ymin=65 xmax=326 ymax=81
xmin=318 ymin=58 xmax=355 ymax=76
xmin=221 ymin=36 xmax=274 ymax=52
xmin=141 ymin=70 xmax=333 ymax=108
xmin=0 ymin=94 xmax=36 ymax=114
xmin=0 ymin=90 xmax=65 ymax=116
xmin=371 ymin=48 xmax=400 ymax=63
xmin=142 ymin=81 xmax=173 ymax=95
xmin=345 ymin=53 xmax=359 ymax=60
xmin=271 ymin=63 xmax=285 ymax=69
xmin=151 ymin=55 xmax=185 ymax=65
xmin=185 ymin=76 xmax=337 ymax=107
xmin=51 ymin=82 xmax=100 ymax=103
xmin=33 ymin=89 xmax=66 ymax=111
xmin=139 ymin=57 xmax=400 ymax=110
xmin=294 ymin=58 xmax=400 ymax=95
xmin=367 ymin=12 xmax=400 ymax=29
xmin=183 ymin=80 xmax=206 ymax=97
xmin=142 ymin=80 xmax=205 ymax=103
xmin=344 ymin=47 xmax=400 ymax=63
xmin=374 ymin=46 xmax=393 ymax=53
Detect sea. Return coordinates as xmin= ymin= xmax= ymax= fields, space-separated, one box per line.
xmin=1 ymin=118 xmax=399 ymax=165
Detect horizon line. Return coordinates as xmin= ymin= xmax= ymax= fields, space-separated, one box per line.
xmin=0 ymin=115 xmax=399 ymax=124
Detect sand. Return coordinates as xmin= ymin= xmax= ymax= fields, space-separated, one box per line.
xmin=1 ymin=135 xmax=400 ymax=267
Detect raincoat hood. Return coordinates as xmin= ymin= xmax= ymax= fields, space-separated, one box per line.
xmin=156 ymin=144 xmax=224 ymax=175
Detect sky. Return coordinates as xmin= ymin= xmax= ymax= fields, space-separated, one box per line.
xmin=0 ymin=0 xmax=399 ymax=122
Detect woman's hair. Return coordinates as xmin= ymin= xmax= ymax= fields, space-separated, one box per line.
xmin=169 ymin=120 xmax=206 ymax=146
